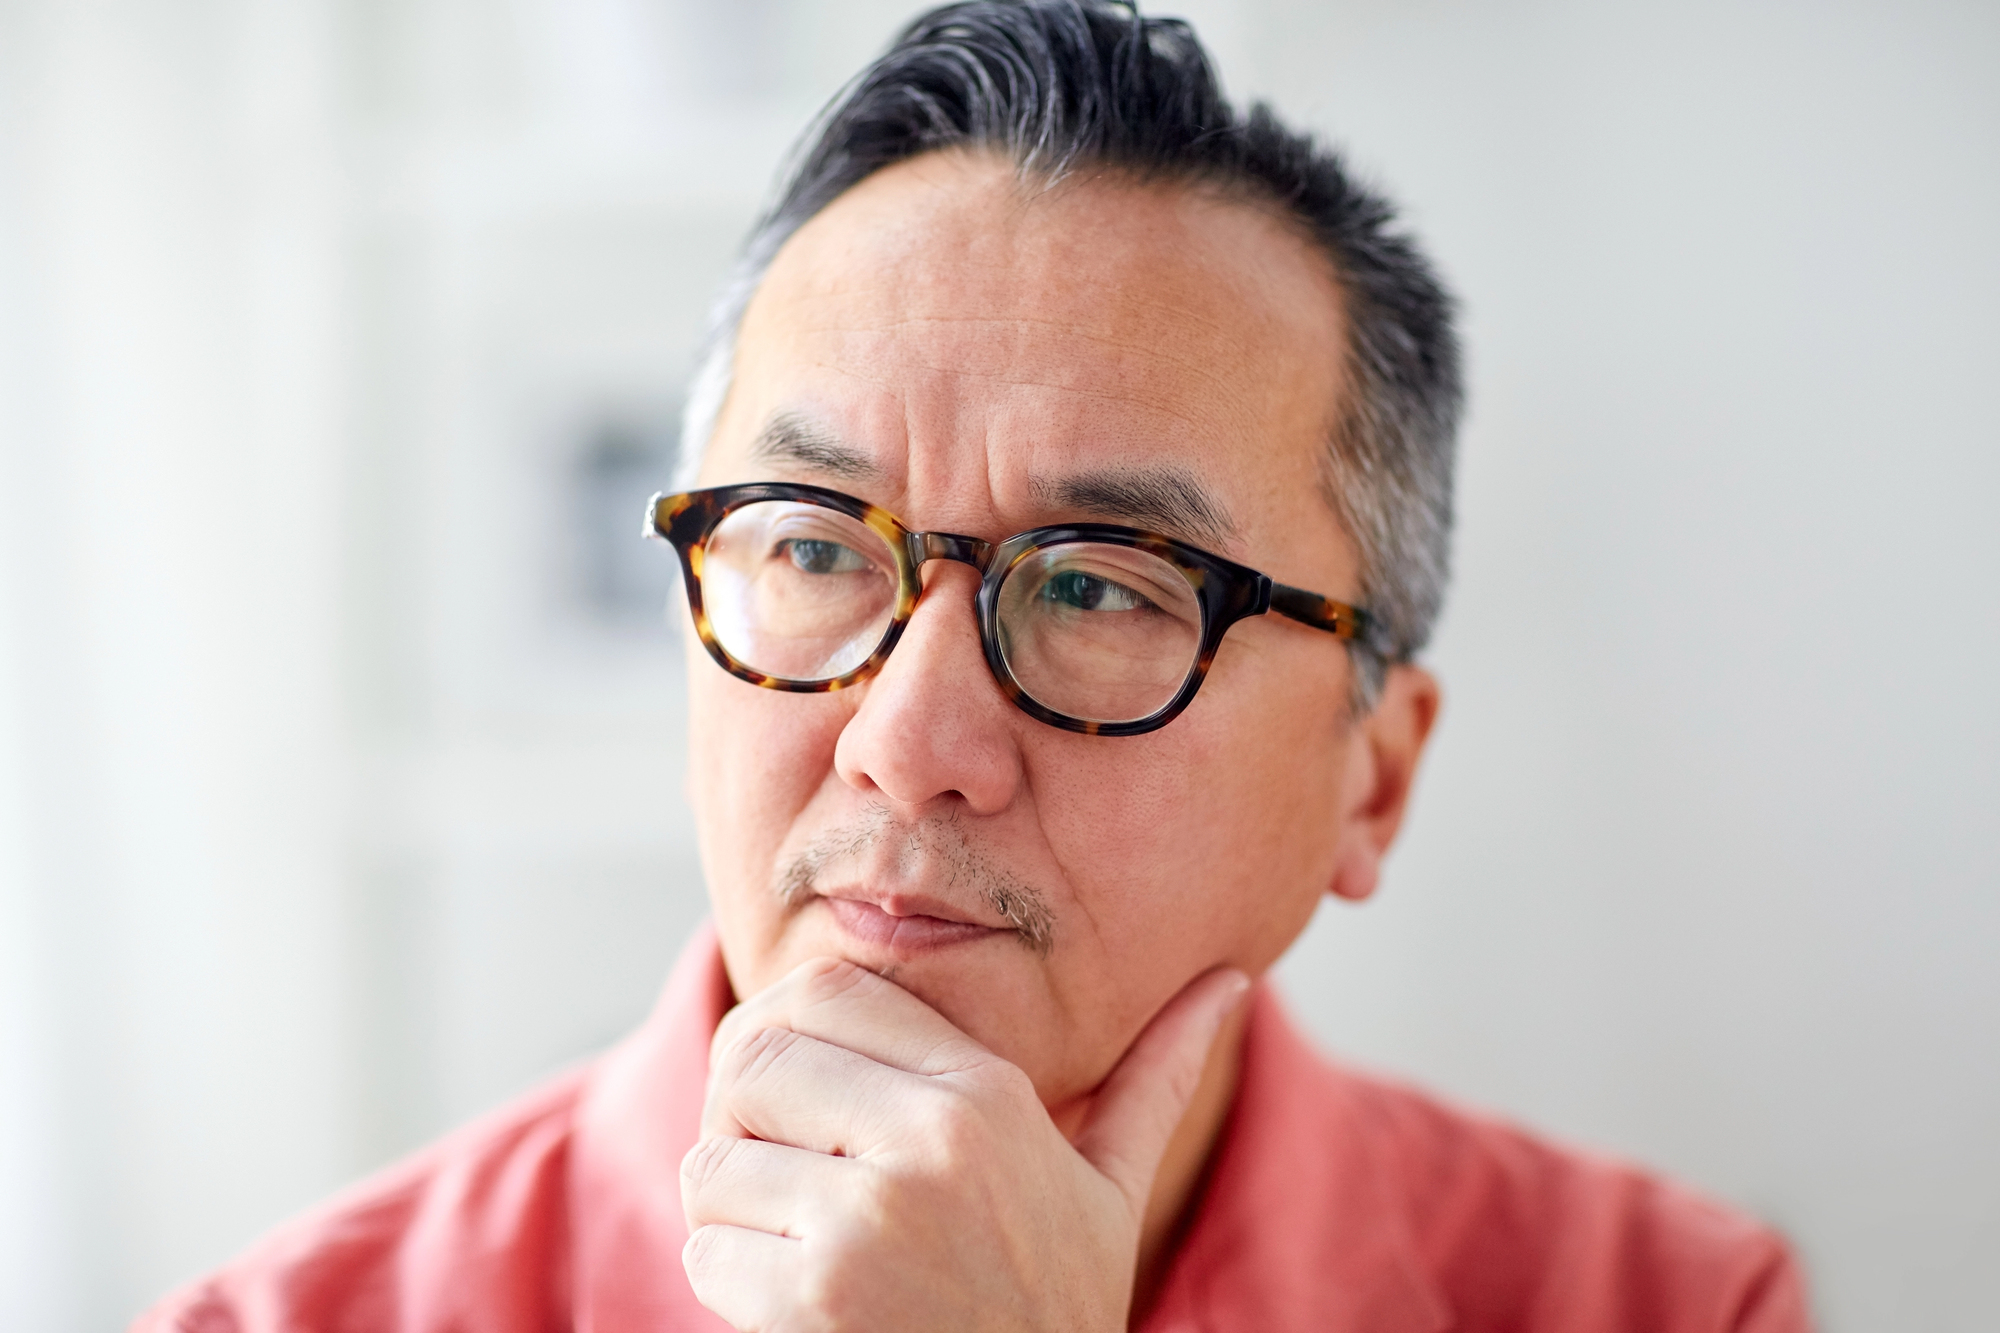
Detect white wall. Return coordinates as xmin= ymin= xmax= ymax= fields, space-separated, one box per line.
xmin=1240 ymin=6 xmax=2000 ymax=1329
xmin=1 ymin=4 xmax=354 ymax=1326
xmin=0 ymin=2 xmax=1992 ymax=1329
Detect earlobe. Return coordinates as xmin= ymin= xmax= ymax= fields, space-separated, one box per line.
xmin=1325 ymin=664 xmax=1442 ymax=905
xmin=1322 ymin=733 xmax=1386 ymax=904
xmin=1326 ymin=845 xmax=1380 ymax=903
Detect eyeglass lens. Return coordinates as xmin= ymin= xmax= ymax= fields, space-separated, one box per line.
xmin=699 ymin=499 xmax=1204 ymax=724
xmin=703 ymin=501 xmax=900 ymax=681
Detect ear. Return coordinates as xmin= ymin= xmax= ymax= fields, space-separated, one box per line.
xmin=1327 ymin=664 xmax=1442 ymax=903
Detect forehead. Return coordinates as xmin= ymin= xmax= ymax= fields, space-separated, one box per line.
xmin=716 ymin=152 xmax=1351 ymax=559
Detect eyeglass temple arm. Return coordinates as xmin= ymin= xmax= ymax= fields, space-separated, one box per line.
xmin=1266 ymin=581 xmax=1369 ymax=642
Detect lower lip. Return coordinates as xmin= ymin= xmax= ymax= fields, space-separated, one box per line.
xmin=822 ymin=897 xmax=1005 ymax=954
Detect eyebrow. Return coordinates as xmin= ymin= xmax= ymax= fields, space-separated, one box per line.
xmin=749 ymin=413 xmax=1236 ymax=549
xmin=1039 ymin=467 xmax=1238 ymax=550
xmin=750 ymin=413 xmax=881 ymax=481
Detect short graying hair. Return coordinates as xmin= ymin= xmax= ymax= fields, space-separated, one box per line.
xmin=674 ymin=0 xmax=1461 ymax=705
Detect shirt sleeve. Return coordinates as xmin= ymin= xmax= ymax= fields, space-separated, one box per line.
xmin=1728 ymin=1242 xmax=1815 ymax=1333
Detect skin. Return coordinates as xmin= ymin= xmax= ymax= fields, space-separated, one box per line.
xmin=680 ymin=151 xmax=1441 ymax=1331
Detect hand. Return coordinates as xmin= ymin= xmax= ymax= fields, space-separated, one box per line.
xmin=680 ymin=956 xmax=1249 ymax=1332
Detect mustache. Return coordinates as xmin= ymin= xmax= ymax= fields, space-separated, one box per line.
xmin=774 ymin=804 xmax=1057 ymax=957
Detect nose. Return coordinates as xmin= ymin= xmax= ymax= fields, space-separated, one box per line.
xmin=833 ymin=560 xmax=1024 ymax=816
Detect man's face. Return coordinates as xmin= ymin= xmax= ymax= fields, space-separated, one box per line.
xmin=686 ymin=152 xmax=1410 ymax=1114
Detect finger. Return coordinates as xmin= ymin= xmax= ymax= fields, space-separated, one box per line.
xmin=1072 ymin=967 xmax=1250 ymax=1212
xmin=713 ymin=954 xmax=993 ymax=1079
xmin=704 ymin=1022 xmax=931 ymax=1154
xmin=681 ymin=1133 xmax=856 ymax=1237
xmin=683 ymin=1223 xmax=800 ymax=1332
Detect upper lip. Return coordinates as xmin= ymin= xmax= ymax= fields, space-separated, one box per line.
xmin=816 ymin=886 xmax=1007 ymax=931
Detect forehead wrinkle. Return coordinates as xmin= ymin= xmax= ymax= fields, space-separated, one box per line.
xmin=797 ymin=305 xmax=1241 ymax=348
xmin=794 ymin=323 xmax=1233 ymax=420
xmin=799 ymin=350 xmax=1219 ymax=441
xmin=927 ymin=368 xmax=1218 ymax=427
xmin=797 ymin=311 xmax=1254 ymax=405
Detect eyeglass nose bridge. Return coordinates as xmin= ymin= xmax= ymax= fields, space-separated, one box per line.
xmin=906 ymin=530 xmax=995 ymax=573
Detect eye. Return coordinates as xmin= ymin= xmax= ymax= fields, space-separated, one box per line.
xmin=1040 ymin=569 xmax=1151 ymax=612
xmin=778 ymin=538 xmax=871 ymax=575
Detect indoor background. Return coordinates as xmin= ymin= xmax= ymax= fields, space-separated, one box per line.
xmin=1 ymin=1 xmax=1994 ymax=1328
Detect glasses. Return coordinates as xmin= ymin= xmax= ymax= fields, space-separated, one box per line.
xmin=646 ymin=482 xmax=1370 ymax=737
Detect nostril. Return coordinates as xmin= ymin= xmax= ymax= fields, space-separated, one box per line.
xmin=832 ymin=589 xmax=1025 ymax=816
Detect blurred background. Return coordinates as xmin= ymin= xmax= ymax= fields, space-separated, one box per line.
xmin=0 ymin=0 xmax=1994 ymax=1328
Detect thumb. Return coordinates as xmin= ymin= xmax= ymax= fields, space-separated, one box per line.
xmin=1071 ymin=967 xmax=1251 ymax=1212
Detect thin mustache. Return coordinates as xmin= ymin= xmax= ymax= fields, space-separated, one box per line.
xmin=775 ymin=805 xmax=1057 ymax=957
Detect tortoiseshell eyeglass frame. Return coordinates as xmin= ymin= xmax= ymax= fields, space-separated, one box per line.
xmin=646 ymin=482 xmax=1371 ymax=738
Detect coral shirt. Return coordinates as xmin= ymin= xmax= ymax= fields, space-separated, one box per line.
xmin=136 ymin=923 xmax=1811 ymax=1332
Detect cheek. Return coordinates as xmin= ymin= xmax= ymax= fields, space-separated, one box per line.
xmin=1030 ymin=667 xmax=1348 ymax=976
xmin=687 ymin=668 xmax=850 ymax=948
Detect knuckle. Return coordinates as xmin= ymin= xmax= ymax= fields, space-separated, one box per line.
xmin=680 ymin=1224 xmax=723 ymax=1277
xmin=730 ymin=1021 xmax=801 ymax=1082
xmin=843 ymin=1161 xmax=896 ymax=1230
xmin=797 ymin=955 xmax=877 ymax=1007
xmin=679 ymin=1134 xmax=736 ymax=1192
xmin=798 ymin=1246 xmax=863 ymax=1328
xmin=973 ymin=1057 xmax=1038 ymax=1105
xmin=915 ymin=1085 xmax=982 ymax=1160
xmin=707 ymin=1005 xmax=749 ymax=1069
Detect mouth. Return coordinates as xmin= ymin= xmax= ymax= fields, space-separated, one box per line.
xmin=817 ymin=891 xmax=1014 ymax=956
xmin=776 ymin=806 xmax=1059 ymax=958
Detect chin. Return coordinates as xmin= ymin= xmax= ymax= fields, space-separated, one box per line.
xmin=723 ymin=899 xmax=1096 ymax=1099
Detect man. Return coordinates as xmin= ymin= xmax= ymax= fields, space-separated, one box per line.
xmin=139 ymin=3 xmax=1811 ymax=1330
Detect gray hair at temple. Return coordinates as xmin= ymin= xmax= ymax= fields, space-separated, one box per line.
xmin=672 ymin=0 xmax=1462 ymax=707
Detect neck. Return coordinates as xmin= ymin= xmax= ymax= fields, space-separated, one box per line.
xmin=1127 ymin=995 xmax=1251 ymax=1326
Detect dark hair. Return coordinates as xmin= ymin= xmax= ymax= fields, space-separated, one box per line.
xmin=677 ymin=0 xmax=1461 ymax=702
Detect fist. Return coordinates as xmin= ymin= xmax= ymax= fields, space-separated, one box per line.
xmin=680 ymin=957 xmax=1247 ymax=1332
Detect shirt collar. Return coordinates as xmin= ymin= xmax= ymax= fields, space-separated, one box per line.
xmin=566 ymin=922 xmax=1448 ymax=1333
xmin=568 ymin=920 xmax=735 ymax=1332
xmin=1140 ymin=985 xmax=1450 ymax=1333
